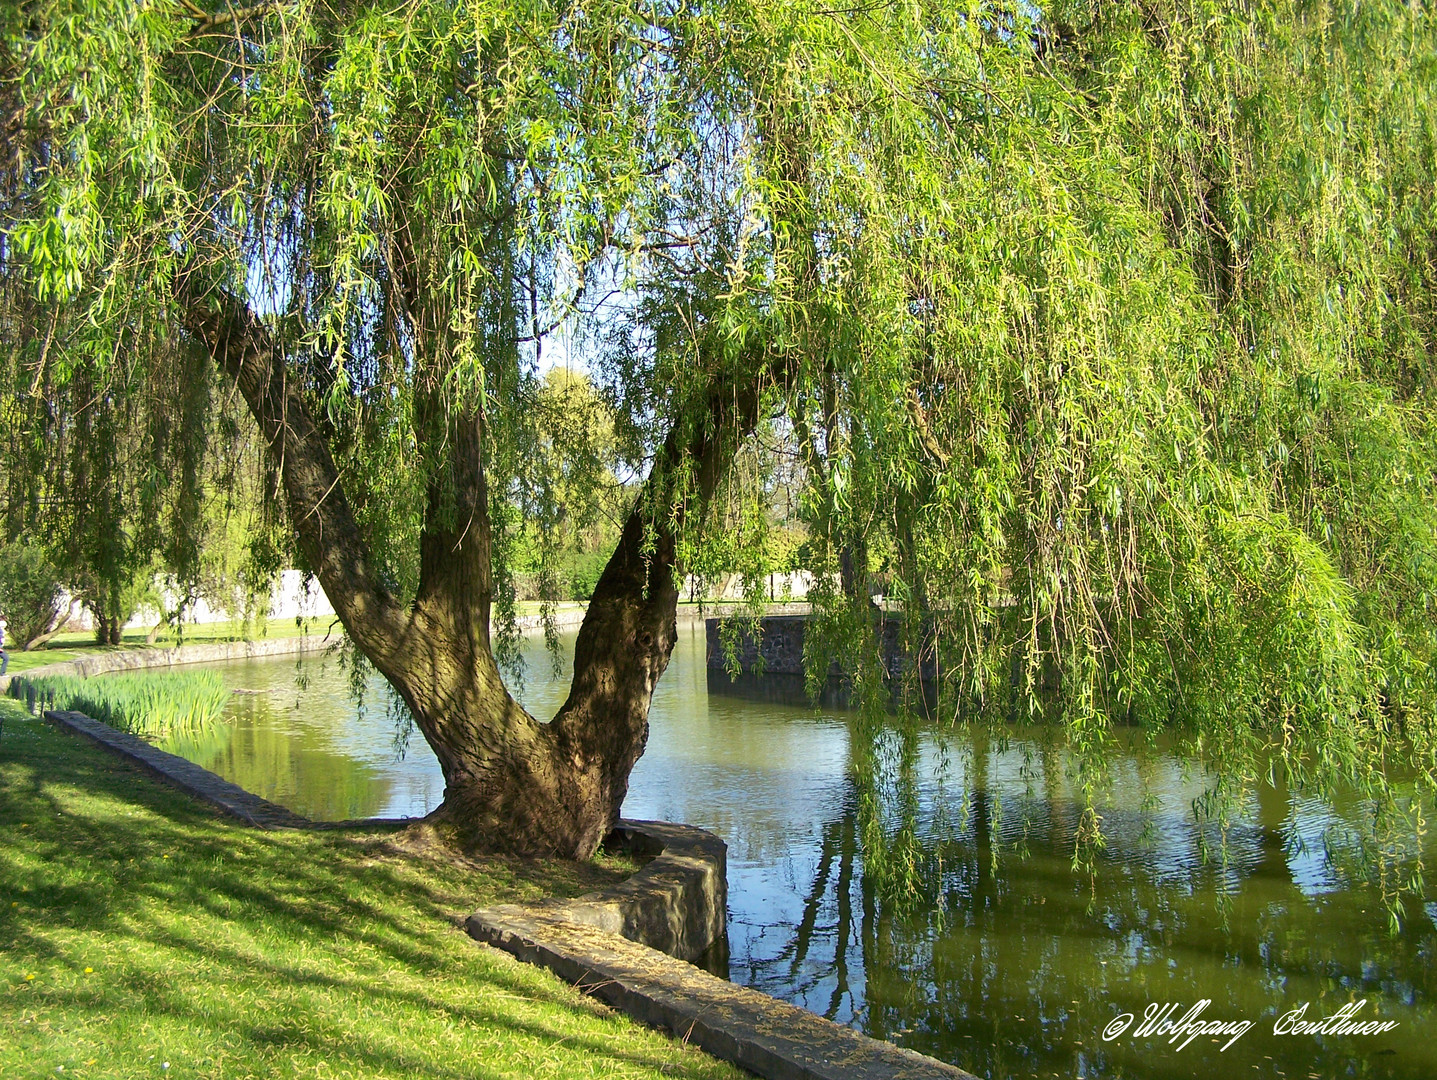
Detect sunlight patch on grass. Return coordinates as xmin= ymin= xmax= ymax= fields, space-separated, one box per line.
xmin=0 ymin=701 xmax=740 ymax=1080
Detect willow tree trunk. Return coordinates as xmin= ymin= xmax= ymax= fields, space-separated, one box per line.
xmin=384 ymin=490 xmax=686 ymax=857
xmin=185 ymin=284 xmax=772 ymax=857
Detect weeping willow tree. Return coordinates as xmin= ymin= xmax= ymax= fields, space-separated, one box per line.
xmin=3 ymin=0 xmax=1434 ymax=860
xmin=742 ymin=0 xmax=1437 ymax=901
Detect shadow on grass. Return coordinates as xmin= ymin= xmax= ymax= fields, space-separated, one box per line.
xmin=0 ymin=709 xmax=736 ymax=1079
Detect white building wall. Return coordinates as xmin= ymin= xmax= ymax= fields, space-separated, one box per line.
xmin=115 ymin=570 xmax=336 ymax=630
xmin=681 ymin=570 xmax=814 ymax=602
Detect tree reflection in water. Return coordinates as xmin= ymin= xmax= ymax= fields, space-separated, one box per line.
xmin=722 ymin=725 xmax=1435 ymax=1080
xmin=168 ymin=628 xmax=1436 ymax=1079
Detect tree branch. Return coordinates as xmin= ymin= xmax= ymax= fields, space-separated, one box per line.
xmin=907 ymin=386 xmax=950 ymax=467
xmin=554 ymin=342 xmax=790 ymax=776
xmin=181 ymin=2 xmax=283 ymax=36
xmin=178 ymin=281 xmax=408 ymax=665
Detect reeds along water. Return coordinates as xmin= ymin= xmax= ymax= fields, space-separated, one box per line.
xmin=7 ymin=671 xmax=230 ymax=736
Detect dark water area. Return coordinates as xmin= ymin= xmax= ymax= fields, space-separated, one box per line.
xmin=157 ymin=623 xmax=1437 ymax=1080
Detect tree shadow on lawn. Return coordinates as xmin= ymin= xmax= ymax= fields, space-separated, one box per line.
xmin=49 ymin=924 xmax=704 ymax=1078
xmin=0 ymin=712 xmax=736 ymax=1079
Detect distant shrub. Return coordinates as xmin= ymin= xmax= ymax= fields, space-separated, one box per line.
xmin=0 ymin=539 xmax=67 ymax=648
xmin=9 ymin=671 xmax=229 ymax=736
xmin=511 ymin=551 xmax=609 ymax=602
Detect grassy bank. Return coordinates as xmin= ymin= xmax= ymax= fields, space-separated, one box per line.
xmin=0 ymin=701 xmax=741 ymax=1080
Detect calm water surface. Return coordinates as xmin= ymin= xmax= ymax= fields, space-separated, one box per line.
xmin=158 ymin=623 xmax=1437 ymax=1079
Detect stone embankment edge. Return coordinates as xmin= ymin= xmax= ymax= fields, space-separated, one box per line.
xmin=470 ymin=819 xmax=728 ymax=965
xmin=4 ymin=603 xmax=739 ymax=692
xmin=467 ymin=906 xmax=976 ymax=1080
xmin=0 ymin=632 xmax=341 ymax=692
xmin=0 ymin=607 xmax=604 ymax=691
xmin=37 ymin=676 xmax=972 ymax=1080
xmin=466 ymin=835 xmax=973 ymax=1080
xmin=43 ymin=710 xmax=325 ymax=829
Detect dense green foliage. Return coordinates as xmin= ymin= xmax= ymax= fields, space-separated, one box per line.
xmin=509 ymin=370 xmax=627 ymax=603
xmin=2 ymin=0 xmax=1435 ymax=874
xmin=0 ymin=535 xmax=66 ymax=647
xmin=759 ymin=3 xmax=1437 ymax=732
xmin=8 ymin=671 xmax=230 ymax=735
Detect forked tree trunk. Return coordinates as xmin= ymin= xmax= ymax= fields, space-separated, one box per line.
xmin=93 ymin=609 xmax=124 ymax=646
xmin=186 ymin=285 xmax=774 ymax=857
xmin=390 ymin=392 xmax=751 ymax=856
xmin=407 ymin=503 xmax=681 ymax=856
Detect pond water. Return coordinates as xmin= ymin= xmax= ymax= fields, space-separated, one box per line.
xmin=157 ymin=622 xmax=1437 ymax=1080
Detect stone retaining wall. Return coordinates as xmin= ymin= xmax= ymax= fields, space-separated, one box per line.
xmin=468 ymin=906 xmax=975 ymax=1080
xmin=1 ymin=632 xmax=340 ymax=693
xmin=705 ymin=613 xmax=934 ymax=682
xmin=469 ymin=820 xmax=727 ymax=965
xmin=0 ymin=611 xmax=590 ymax=693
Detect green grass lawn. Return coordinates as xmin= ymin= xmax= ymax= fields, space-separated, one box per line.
xmin=0 ymin=700 xmax=743 ymax=1080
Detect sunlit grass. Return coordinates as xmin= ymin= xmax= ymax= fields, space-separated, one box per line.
xmin=0 ymin=701 xmax=742 ymax=1080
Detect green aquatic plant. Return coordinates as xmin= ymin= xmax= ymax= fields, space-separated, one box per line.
xmin=8 ymin=671 xmax=230 ymax=737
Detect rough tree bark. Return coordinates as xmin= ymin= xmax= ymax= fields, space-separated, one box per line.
xmin=182 ymin=283 xmax=775 ymax=857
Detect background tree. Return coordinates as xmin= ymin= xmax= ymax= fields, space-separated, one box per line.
xmin=0 ymin=535 xmax=68 ymax=649
xmin=510 ymin=368 xmax=627 ymax=604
